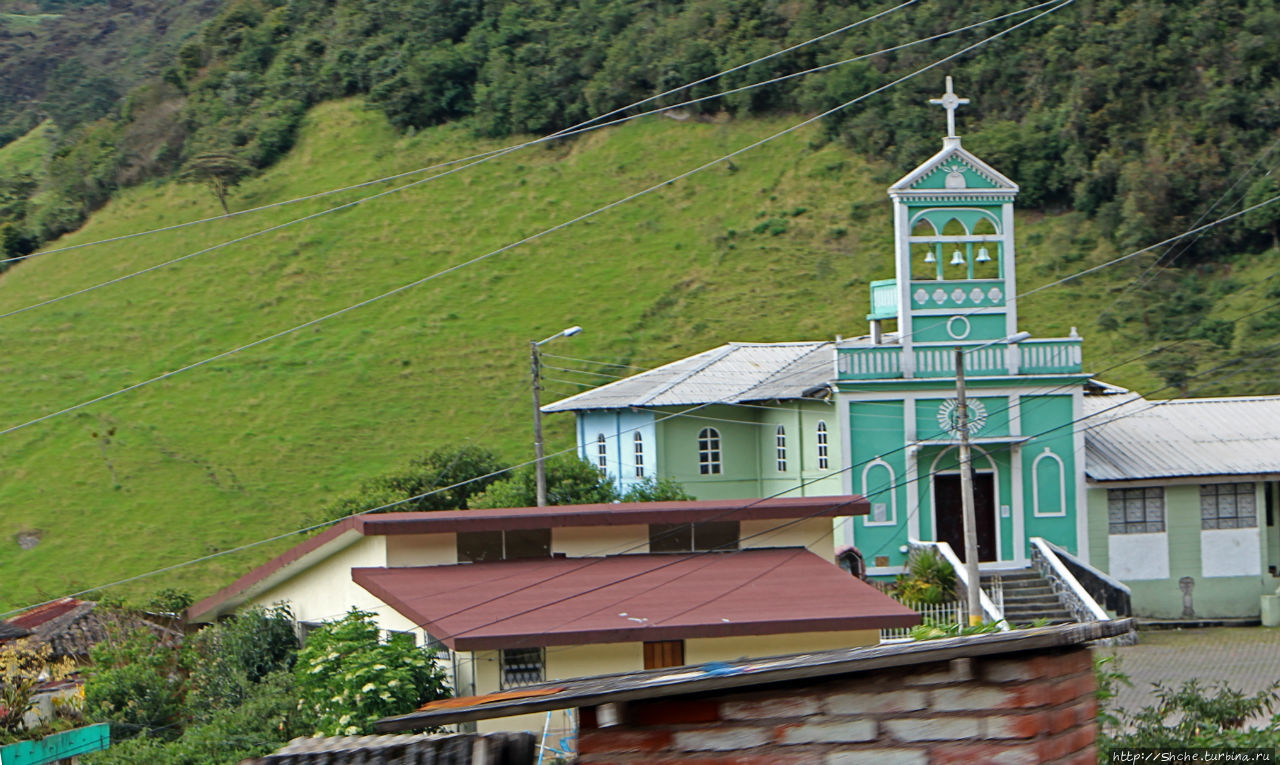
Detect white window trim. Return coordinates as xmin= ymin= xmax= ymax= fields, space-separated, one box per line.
xmin=633 ymin=431 xmax=645 ymax=478
xmin=775 ymin=425 xmax=787 ymax=472
xmin=816 ymin=421 xmax=829 ymax=470
xmin=861 ymin=458 xmax=897 ymax=527
xmin=595 ymin=433 xmax=608 ymax=471
xmin=698 ymin=427 xmax=722 ymax=475
xmin=1031 ymin=447 xmax=1067 ymax=517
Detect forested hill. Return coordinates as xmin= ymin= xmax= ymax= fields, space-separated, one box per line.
xmin=1 ymin=1 xmax=1280 ymax=607
xmin=4 ymin=0 xmax=1280 ymax=254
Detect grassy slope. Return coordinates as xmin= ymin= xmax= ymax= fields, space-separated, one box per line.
xmin=0 ymin=119 xmax=51 ymax=179
xmin=0 ymin=99 xmax=1173 ymax=609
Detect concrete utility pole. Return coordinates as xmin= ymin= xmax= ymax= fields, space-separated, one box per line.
xmin=954 ymin=347 xmax=982 ymax=626
xmin=955 ymin=331 xmax=1029 ymax=626
xmin=531 ymin=326 xmax=582 ymax=506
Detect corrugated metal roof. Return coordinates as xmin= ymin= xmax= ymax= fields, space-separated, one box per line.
xmin=542 ymin=342 xmax=832 ymax=412
xmin=1085 ymin=393 xmax=1280 ymax=481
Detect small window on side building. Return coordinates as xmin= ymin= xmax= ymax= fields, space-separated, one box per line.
xmin=596 ymin=433 xmax=608 ymax=471
xmin=698 ymin=427 xmax=722 ymax=475
xmin=775 ymin=425 xmax=787 ymax=472
xmin=633 ymin=432 xmax=645 ymax=478
xmin=500 ymin=647 xmax=545 ymax=689
xmin=1107 ymin=487 xmax=1164 ymax=534
xmin=1201 ymin=483 xmax=1257 ymax=529
xmin=816 ymin=421 xmax=829 ymax=470
xmin=649 ymin=521 xmax=739 ymax=552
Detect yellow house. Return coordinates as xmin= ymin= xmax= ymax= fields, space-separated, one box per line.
xmin=188 ymin=497 xmax=919 ymax=736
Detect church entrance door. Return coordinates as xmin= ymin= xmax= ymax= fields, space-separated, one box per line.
xmin=934 ymin=472 xmax=997 ymax=563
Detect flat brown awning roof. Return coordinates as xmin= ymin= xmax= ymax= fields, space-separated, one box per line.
xmin=354 ymin=548 xmax=919 ymax=651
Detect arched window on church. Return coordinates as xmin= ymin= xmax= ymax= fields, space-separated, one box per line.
xmin=972 ymin=217 xmax=1000 ymax=279
xmin=633 ymin=432 xmax=645 ymax=478
xmin=1033 ymin=448 xmax=1066 ymax=517
xmin=698 ymin=428 xmax=721 ymax=475
xmin=596 ymin=433 xmax=607 ymax=472
xmin=910 ymin=219 xmax=939 ymax=280
xmin=816 ymin=421 xmax=829 ymax=470
xmin=775 ymin=425 xmax=787 ymax=472
xmin=862 ymin=459 xmax=896 ymax=525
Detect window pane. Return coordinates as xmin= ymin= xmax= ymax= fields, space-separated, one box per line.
xmin=1145 ymin=505 xmax=1163 ymax=522
xmin=505 ymin=528 xmax=551 ymax=560
xmin=650 ymin=523 xmax=692 ymax=553
xmin=1109 ymin=506 xmax=1125 ymax=523
xmin=501 ymin=648 xmax=544 ymax=689
xmin=457 ymin=530 xmax=503 ymax=562
xmin=1203 ymin=518 xmax=1219 ymax=530
xmin=694 ymin=521 xmax=740 ymax=552
xmin=1126 ymin=499 xmax=1145 ymax=522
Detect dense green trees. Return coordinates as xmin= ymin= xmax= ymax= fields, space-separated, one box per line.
xmin=5 ymin=0 xmax=1280 ymax=258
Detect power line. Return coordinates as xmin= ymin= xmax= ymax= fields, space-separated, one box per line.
xmin=1 ymin=0 xmax=921 ymax=269
xmin=0 ymin=3 xmax=1075 ymax=440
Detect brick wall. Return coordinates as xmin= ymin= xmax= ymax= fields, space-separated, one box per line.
xmin=576 ymin=646 xmax=1098 ymax=764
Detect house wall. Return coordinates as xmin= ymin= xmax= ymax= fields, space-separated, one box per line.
xmin=1087 ymin=481 xmax=1280 ymax=618
xmin=658 ymin=404 xmax=763 ymax=499
xmin=554 ymin=525 xmax=649 ymax=556
xmin=576 ymin=409 xmax=656 ymax=493
xmin=739 ymin=517 xmax=836 ymax=560
xmin=252 ymin=536 xmax=420 ymax=633
xmin=386 ymin=533 xmax=457 ymax=566
xmin=576 ymin=645 xmax=1099 ymax=764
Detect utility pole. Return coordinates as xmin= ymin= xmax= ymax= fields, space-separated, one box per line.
xmin=953 ymin=331 xmax=1029 ymax=626
xmin=531 ymin=326 xmax=582 ymax=506
xmin=954 ymin=346 xmax=982 ymax=626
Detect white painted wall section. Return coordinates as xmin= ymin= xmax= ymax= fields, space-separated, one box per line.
xmin=1201 ymin=528 xmax=1262 ymax=578
xmin=1108 ymin=533 xmax=1170 ymax=581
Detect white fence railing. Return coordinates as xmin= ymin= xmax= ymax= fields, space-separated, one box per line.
xmin=879 ymin=598 xmax=967 ymax=641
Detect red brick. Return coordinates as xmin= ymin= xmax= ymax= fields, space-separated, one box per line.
xmin=1048 ymin=705 xmax=1077 ymax=734
xmin=1065 ymin=723 xmax=1097 ymax=754
xmin=631 ymin=698 xmax=721 ymax=725
xmin=1060 ymin=746 xmax=1098 ymax=765
xmin=987 ymin=712 xmax=1047 ymax=739
xmin=721 ymin=694 xmax=820 ymax=721
xmin=677 ymin=755 xmax=814 ymax=765
xmin=931 ymin=742 xmax=1040 ymax=765
xmin=1049 ymin=672 xmax=1097 ymax=705
xmin=979 ymin=657 xmax=1039 ymax=683
xmin=578 ymin=730 xmax=673 ymax=754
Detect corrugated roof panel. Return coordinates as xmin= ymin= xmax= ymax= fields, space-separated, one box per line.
xmin=1085 ymin=394 xmax=1280 ymax=481
xmin=543 ymin=342 xmax=832 ymax=411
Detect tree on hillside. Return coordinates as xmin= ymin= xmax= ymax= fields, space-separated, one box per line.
xmin=1243 ymin=173 xmax=1280 ymax=250
xmin=294 ymin=609 xmax=450 ymax=736
xmin=178 ymin=151 xmax=252 ymax=214
xmin=315 ymin=445 xmax=508 ymax=524
xmin=0 ymin=639 xmax=76 ymax=737
xmin=468 ymin=454 xmax=692 ymax=508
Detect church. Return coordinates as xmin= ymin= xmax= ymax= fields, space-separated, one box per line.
xmin=545 ymin=78 xmax=1280 ymax=621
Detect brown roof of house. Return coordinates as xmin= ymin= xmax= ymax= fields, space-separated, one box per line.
xmin=377 ymin=620 xmax=1136 ymax=731
xmin=189 ymin=496 xmax=870 ymax=623
xmin=353 ymin=548 xmax=918 ymax=651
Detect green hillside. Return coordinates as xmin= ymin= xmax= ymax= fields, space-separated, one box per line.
xmin=0 ymin=97 xmax=1275 ymax=611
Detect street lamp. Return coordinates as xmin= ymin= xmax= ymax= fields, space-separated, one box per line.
xmin=955 ymin=330 xmax=1029 ymax=625
xmin=531 ymin=325 xmax=582 ymax=507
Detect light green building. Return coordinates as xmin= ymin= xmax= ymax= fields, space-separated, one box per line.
xmin=546 ymin=80 xmax=1280 ymax=620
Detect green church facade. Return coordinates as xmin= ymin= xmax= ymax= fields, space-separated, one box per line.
xmin=547 ymin=79 xmax=1280 ymax=620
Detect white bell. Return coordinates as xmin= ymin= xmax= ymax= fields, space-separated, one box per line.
xmin=976 ymin=246 xmax=991 ymax=263
xmin=950 ymin=249 xmax=965 ymax=266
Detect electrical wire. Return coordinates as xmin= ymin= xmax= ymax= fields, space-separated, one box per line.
xmin=0 ymin=1 xmax=1076 ymax=441
xmin=0 ymin=0 xmax=922 ymax=268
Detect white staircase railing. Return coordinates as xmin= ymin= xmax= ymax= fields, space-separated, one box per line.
xmin=907 ymin=539 xmax=1008 ymax=630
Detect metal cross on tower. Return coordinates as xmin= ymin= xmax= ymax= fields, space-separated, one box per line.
xmin=929 ymin=76 xmax=970 ymax=139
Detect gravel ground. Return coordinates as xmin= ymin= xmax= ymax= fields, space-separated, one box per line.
xmin=1100 ymin=627 xmax=1280 ymax=720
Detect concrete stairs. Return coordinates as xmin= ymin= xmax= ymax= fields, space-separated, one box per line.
xmin=981 ymin=568 xmax=1075 ymax=627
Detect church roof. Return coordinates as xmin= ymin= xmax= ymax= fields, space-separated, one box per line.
xmin=541 ymin=341 xmax=833 ymax=412
xmin=888 ymin=138 xmax=1018 ymax=198
xmin=1084 ymin=392 xmax=1280 ymax=481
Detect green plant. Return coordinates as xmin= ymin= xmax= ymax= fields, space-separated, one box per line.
xmin=892 ymin=548 xmax=957 ymax=604
xmin=294 ymin=609 xmax=450 ymax=736
xmin=1095 ymin=655 xmax=1280 ymax=758
xmin=468 ymin=454 xmax=620 ymax=508
xmin=909 ymin=620 xmax=1006 ymax=641
xmin=0 ymin=639 xmax=76 ymax=736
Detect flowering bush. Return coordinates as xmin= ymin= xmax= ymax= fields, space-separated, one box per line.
xmin=294 ymin=609 xmax=450 ymax=736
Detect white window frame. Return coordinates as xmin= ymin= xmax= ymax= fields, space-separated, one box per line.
xmin=775 ymin=425 xmax=787 ymax=472
xmin=1031 ymin=447 xmax=1066 ymax=517
xmin=633 ymin=432 xmax=645 ymax=478
xmin=861 ymin=458 xmax=897 ymax=526
xmin=816 ymin=421 xmax=829 ymax=470
xmin=698 ymin=427 xmax=722 ymax=475
xmin=595 ymin=433 xmax=607 ymax=472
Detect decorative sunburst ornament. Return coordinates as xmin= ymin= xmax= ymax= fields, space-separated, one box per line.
xmin=937 ymin=398 xmax=987 ymax=436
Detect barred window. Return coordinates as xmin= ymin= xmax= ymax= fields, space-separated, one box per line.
xmin=1201 ymin=483 xmax=1257 ymax=530
xmin=775 ymin=425 xmax=787 ymax=472
xmin=633 ymin=432 xmax=645 ymax=478
xmin=500 ymin=647 xmax=544 ymax=689
xmin=596 ymin=433 xmax=607 ymax=471
xmin=1107 ymin=487 xmax=1165 ymax=534
xmin=816 ymin=421 xmax=829 ymax=470
xmin=698 ymin=427 xmax=721 ymax=475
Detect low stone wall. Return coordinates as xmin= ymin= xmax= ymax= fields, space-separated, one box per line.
xmin=577 ymin=646 xmax=1098 ymax=764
